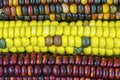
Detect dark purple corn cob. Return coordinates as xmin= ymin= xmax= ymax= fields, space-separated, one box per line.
xmin=0 ymin=53 xmax=120 ymax=79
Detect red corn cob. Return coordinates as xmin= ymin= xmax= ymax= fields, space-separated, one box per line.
xmin=0 ymin=53 xmax=119 ymax=79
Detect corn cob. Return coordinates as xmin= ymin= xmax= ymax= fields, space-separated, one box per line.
xmin=0 ymin=53 xmax=120 ymax=79
xmin=0 ymin=3 xmax=120 ymax=20
xmin=0 ymin=20 xmax=120 ymax=56
xmin=0 ymin=0 xmax=119 ymax=6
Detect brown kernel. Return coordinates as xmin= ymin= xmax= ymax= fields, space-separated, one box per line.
xmin=54 ymin=36 xmax=62 ymax=46
xmin=45 ymin=36 xmax=53 ymax=46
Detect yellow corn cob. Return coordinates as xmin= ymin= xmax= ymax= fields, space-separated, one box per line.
xmin=0 ymin=20 xmax=119 ymax=56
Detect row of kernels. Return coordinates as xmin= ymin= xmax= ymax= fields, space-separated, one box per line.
xmin=4 ymin=36 xmax=85 ymax=48
xmin=3 ymin=48 xmax=118 ymax=56
xmin=0 ymin=25 xmax=120 ymax=38
xmin=1 ymin=53 xmax=120 ymax=67
xmin=1 ymin=20 xmax=120 ymax=28
xmin=0 ymin=36 xmax=120 ymax=55
xmin=84 ymin=47 xmax=120 ymax=56
xmin=1 ymin=13 xmax=120 ymax=21
xmin=0 ymin=77 xmax=93 ymax=80
xmin=3 ymin=4 xmax=118 ymax=16
xmin=91 ymin=37 xmax=120 ymax=48
xmin=0 ymin=65 xmax=117 ymax=78
xmin=0 ymin=46 xmax=74 ymax=54
xmin=1 ymin=0 xmax=119 ymax=6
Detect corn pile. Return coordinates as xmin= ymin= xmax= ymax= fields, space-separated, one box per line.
xmin=0 ymin=20 xmax=120 ymax=56
xmin=0 ymin=0 xmax=120 ymax=20
xmin=0 ymin=53 xmax=120 ymax=79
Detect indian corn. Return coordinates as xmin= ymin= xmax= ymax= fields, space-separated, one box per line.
xmin=0 ymin=20 xmax=120 ymax=56
xmin=0 ymin=3 xmax=120 ymax=20
xmin=0 ymin=53 xmax=120 ymax=79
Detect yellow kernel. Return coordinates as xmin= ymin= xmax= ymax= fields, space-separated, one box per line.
xmin=62 ymin=36 xmax=68 ymax=47
xmin=38 ymin=36 xmax=45 ymax=47
xmin=84 ymin=47 xmax=91 ymax=55
xmin=99 ymin=38 xmax=105 ymax=48
xmin=21 ymin=37 xmax=30 ymax=47
xmin=66 ymin=47 xmax=74 ymax=54
xmin=64 ymin=26 xmax=70 ymax=36
xmin=42 ymin=26 xmax=49 ymax=37
xmin=70 ymin=4 xmax=77 ymax=14
xmin=106 ymin=38 xmax=114 ymax=49
xmin=56 ymin=47 xmax=65 ymax=54
xmin=40 ymin=46 xmax=48 ymax=52
xmin=91 ymin=37 xmax=98 ymax=48
xmin=16 ymin=6 xmax=22 ymax=16
xmin=25 ymin=45 xmax=33 ymax=52
xmin=48 ymin=45 xmax=56 ymax=53
xmin=14 ymin=27 xmax=20 ymax=38
xmin=6 ymin=38 xmax=13 ymax=48
xmin=33 ymin=46 xmax=40 ymax=52
xmin=71 ymin=26 xmax=77 ymax=36
xmin=68 ymin=36 xmax=74 ymax=47
xmin=49 ymin=25 xmax=56 ymax=36
xmin=37 ymin=25 xmax=42 ymax=36
xmin=90 ymin=26 xmax=96 ymax=37
xmin=78 ymin=26 xmax=84 ymax=36
xmin=103 ymin=4 xmax=109 ymax=13
xmin=106 ymin=49 xmax=113 ymax=56
xmin=25 ymin=26 xmax=31 ymax=38
xmin=30 ymin=21 xmax=37 ymax=26
xmin=99 ymin=48 xmax=105 ymax=56
xmin=9 ymin=47 xmax=17 ymax=52
xmin=75 ymin=36 xmax=82 ymax=47
xmin=30 ymin=37 xmax=37 ymax=46
xmin=84 ymin=26 xmax=90 ymax=37
xmin=16 ymin=21 xmax=22 ymax=27
xmin=92 ymin=48 xmax=98 ymax=55
xmin=31 ymin=26 xmax=37 ymax=36
xmin=109 ymin=27 xmax=115 ymax=38
xmin=18 ymin=47 xmax=25 ymax=52
xmin=56 ymin=26 xmax=63 ymax=35
xmin=14 ymin=38 xmax=21 ymax=47
xmin=113 ymin=48 xmax=120 ymax=55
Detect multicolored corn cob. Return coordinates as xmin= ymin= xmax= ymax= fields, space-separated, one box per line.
xmin=0 ymin=53 xmax=120 ymax=79
xmin=0 ymin=2 xmax=120 ymax=20
xmin=0 ymin=20 xmax=120 ymax=56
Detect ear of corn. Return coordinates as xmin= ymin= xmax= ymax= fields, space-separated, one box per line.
xmin=0 ymin=20 xmax=119 ymax=56
xmin=0 ymin=53 xmax=120 ymax=79
xmin=0 ymin=2 xmax=120 ymax=20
